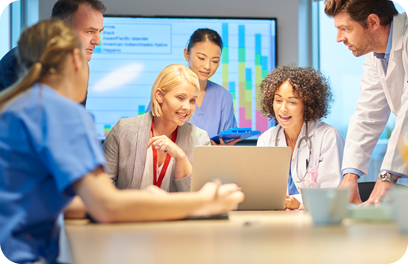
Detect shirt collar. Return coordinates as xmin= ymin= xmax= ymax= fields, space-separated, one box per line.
xmin=373 ymin=20 xmax=393 ymax=62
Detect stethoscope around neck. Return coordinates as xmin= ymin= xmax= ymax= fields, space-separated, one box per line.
xmin=275 ymin=121 xmax=312 ymax=183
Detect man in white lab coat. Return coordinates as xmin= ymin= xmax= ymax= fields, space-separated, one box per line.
xmin=324 ymin=0 xmax=407 ymax=204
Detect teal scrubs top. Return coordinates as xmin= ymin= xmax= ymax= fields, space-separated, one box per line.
xmin=0 ymin=83 xmax=105 ymax=264
xmin=288 ymin=168 xmax=299 ymax=195
xmin=188 ymin=81 xmax=237 ymax=138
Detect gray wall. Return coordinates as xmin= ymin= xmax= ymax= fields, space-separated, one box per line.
xmin=39 ymin=0 xmax=301 ymax=66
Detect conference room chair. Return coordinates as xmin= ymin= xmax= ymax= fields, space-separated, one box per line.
xmin=358 ymin=182 xmax=408 ymax=202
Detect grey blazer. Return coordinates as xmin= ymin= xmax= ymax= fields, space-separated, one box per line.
xmin=103 ymin=112 xmax=211 ymax=192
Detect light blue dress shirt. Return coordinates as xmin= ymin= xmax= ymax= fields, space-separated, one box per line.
xmin=0 ymin=84 xmax=105 ymax=264
xmin=373 ymin=21 xmax=393 ymax=64
xmin=147 ymin=81 xmax=237 ymax=138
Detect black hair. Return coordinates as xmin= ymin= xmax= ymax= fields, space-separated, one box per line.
xmin=51 ymin=0 xmax=106 ymax=26
xmin=186 ymin=28 xmax=223 ymax=52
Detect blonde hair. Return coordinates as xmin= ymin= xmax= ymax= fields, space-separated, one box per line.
xmin=0 ymin=19 xmax=82 ymax=109
xmin=150 ymin=64 xmax=200 ymax=121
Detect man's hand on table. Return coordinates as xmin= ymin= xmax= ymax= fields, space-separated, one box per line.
xmin=361 ymin=175 xmax=399 ymax=206
xmin=339 ymin=173 xmax=362 ymax=204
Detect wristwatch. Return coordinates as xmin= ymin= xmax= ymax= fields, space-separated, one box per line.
xmin=378 ymin=171 xmax=398 ymax=183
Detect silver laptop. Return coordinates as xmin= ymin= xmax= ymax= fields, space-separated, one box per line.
xmin=191 ymin=146 xmax=291 ymax=210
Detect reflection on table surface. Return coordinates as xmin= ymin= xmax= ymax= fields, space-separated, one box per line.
xmin=65 ymin=211 xmax=408 ymax=264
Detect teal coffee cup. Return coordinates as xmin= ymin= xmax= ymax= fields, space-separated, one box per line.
xmin=301 ymin=188 xmax=350 ymax=225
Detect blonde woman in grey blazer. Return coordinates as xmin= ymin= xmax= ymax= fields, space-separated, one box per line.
xmin=103 ymin=64 xmax=211 ymax=192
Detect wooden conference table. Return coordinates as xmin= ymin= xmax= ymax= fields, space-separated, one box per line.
xmin=65 ymin=211 xmax=408 ymax=264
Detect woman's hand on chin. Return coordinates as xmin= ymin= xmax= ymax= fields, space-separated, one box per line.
xmin=147 ymin=135 xmax=186 ymax=160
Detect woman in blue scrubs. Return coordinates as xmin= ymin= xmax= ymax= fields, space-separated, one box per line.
xmin=147 ymin=29 xmax=238 ymax=143
xmin=0 ymin=19 xmax=244 ymax=264
xmin=184 ymin=29 xmax=238 ymax=143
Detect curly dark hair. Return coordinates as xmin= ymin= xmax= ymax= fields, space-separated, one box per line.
xmin=260 ymin=65 xmax=333 ymax=122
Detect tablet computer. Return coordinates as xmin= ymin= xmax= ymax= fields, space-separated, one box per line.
xmin=210 ymin=128 xmax=261 ymax=144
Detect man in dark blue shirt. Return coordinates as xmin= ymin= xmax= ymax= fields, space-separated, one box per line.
xmin=0 ymin=47 xmax=18 ymax=91
xmin=0 ymin=0 xmax=106 ymax=106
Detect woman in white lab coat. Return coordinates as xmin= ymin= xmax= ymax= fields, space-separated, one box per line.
xmin=257 ymin=65 xmax=345 ymax=209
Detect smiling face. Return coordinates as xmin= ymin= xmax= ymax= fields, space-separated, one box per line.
xmin=71 ymin=4 xmax=104 ymax=61
xmin=273 ymin=81 xmax=305 ymax=131
xmin=156 ymin=80 xmax=198 ymax=127
xmin=334 ymin=11 xmax=376 ymax=57
xmin=184 ymin=40 xmax=221 ymax=83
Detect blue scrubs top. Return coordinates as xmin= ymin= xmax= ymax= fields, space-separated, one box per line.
xmin=0 ymin=84 xmax=105 ymax=264
xmin=288 ymin=168 xmax=299 ymax=196
xmin=146 ymin=81 xmax=237 ymax=138
xmin=189 ymin=81 xmax=237 ymax=138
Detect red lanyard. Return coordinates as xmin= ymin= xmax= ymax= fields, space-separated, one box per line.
xmin=151 ymin=119 xmax=178 ymax=188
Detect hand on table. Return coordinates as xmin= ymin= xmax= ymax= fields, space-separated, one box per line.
xmin=284 ymin=195 xmax=301 ymax=210
xmin=361 ymin=177 xmax=398 ymax=206
xmin=147 ymin=135 xmax=185 ymax=160
xmin=190 ymin=182 xmax=245 ymax=217
xmin=210 ymin=138 xmax=241 ymax=146
xmin=339 ymin=173 xmax=362 ymax=204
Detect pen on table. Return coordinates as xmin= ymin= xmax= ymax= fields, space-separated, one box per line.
xmin=244 ymin=221 xmax=260 ymax=226
xmin=213 ymin=178 xmax=222 ymax=199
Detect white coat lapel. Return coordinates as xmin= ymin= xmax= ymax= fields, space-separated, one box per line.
xmin=292 ymin=123 xmax=307 ymax=189
xmin=293 ymin=122 xmax=316 ymax=186
xmin=275 ymin=125 xmax=287 ymax=147
xmin=384 ymin=14 xmax=406 ymax=114
xmin=293 ymin=122 xmax=308 ymax=156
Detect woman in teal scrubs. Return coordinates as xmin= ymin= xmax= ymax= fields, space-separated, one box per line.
xmin=0 ymin=19 xmax=243 ymax=264
xmin=183 ymin=28 xmax=237 ymax=140
xmin=147 ymin=29 xmax=238 ymax=143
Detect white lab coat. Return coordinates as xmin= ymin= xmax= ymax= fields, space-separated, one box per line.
xmin=343 ymin=13 xmax=408 ymax=176
xmin=257 ymin=121 xmax=345 ymax=203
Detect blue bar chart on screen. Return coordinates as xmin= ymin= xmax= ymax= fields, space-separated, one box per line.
xmin=87 ymin=16 xmax=277 ymax=139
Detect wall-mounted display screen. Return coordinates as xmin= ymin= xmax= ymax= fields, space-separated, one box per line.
xmin=87 ymin=16 xmax=277 ymax=139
